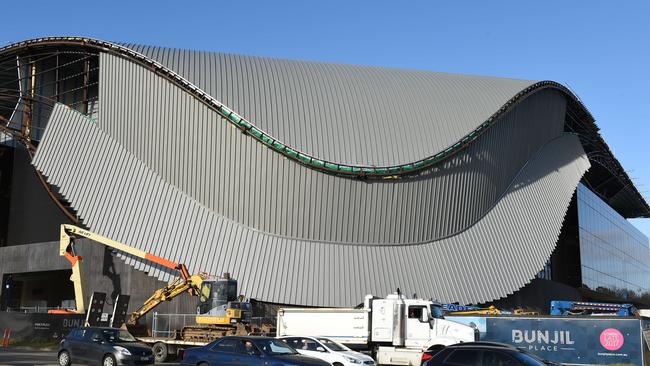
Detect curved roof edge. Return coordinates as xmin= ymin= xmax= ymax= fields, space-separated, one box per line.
xmin=2 ymin=36 xmax=648 ymax=217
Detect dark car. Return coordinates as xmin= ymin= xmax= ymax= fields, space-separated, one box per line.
xmin=58 ymin=327 xmax=154 ymax=366
xmin=421 ymin=342 xmax=562 ymax=366
xmin=180 ymin=336 xmax=331 ymax=366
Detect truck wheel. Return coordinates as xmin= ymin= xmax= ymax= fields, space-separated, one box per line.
xmin=152 ymin=342 xmax=168 ymax=363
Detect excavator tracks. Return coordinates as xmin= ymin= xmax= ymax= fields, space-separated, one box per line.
xmin=180 ymin=323 xmax=250 ymax=343
xmin=180 ymin=323 xmax=277 ymax=342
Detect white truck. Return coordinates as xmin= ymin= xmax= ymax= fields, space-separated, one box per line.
xmin=277 ymin=293 xmax=477 ymax=366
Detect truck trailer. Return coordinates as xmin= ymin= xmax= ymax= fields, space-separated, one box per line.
xmin=277 ymin=293 xmax=477 ymax=366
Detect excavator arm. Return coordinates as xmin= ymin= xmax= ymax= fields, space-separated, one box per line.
xmin=127 ymin=273 xmax=206 ymax=325
xmin=59 ymin=224 xmax=201 ymax=321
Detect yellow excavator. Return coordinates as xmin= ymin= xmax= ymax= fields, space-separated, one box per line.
xmin=57 ymin=224 xmax=252 ymax=339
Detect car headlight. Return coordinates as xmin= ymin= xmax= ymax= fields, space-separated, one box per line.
xmin=344 ymin=355 xmax=361 ymax=364
xmin=113 ymin=346 xmax=131 ymax=356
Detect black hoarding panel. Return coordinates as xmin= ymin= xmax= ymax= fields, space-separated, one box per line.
xmin=0 ymin=312 xmax=85 ymax=341
xmin=85 ymin=292 xmax=106 ymax=327
xmin=110 ymin=294 xmax=130 ymax=328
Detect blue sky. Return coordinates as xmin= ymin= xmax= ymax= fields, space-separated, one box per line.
xmin=2 ymin=0 xmax=648 ymax=236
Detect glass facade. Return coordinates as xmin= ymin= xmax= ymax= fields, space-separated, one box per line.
xmin=577 ymin=183 xmax=650 ymax=302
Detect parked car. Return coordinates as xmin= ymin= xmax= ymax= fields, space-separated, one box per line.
xmin=280 ymin=335 xmax=376 ymax=366
xmin=421 ymin=342 xmax=562 ymax=366
xmin=57 ymin=326 xmax=154 ymax=366
xmin=180 ymin=335 xmax=331 ymax=366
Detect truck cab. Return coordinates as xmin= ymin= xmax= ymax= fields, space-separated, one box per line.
xmin=277 ymin=293 xmax=475 ymax=366
xmin=368 ymin=294 xmax=476 ymax=350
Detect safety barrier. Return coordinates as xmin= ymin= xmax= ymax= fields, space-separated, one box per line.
xmin=0 ymin=312 xmax=84 ymax=342
xmin=2 ymin=328 xmax=10 ymax=349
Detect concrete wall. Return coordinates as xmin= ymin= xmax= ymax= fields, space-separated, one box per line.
xmin=0 ymin=239 xmax=195 ymax=327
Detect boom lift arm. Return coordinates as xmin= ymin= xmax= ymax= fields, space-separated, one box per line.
xmin=59 ymin=224 xmax=204 ymax=323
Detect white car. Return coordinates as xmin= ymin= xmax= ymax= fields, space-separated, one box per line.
xmin=280 ymin=336 xmax=375 ymax=366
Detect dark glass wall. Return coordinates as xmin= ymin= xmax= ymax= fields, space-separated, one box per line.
xmin=6 ymin=145 xmax=71 ymax=245
xmin=0 ymin=136 xmax=71 ymax=247
xmin=577 ymin=184 xmax=650 ymax=303
xmin=549 ymin=192 xmax=581 ymax=287
xmin=0 ymin=137 xmax=14 ymax=247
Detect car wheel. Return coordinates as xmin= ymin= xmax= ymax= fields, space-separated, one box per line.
xmin=152 ymin=342 xmax=168 ymax=363
xmin=58 ymin=350 xmax=71 ymax=366
xmin=103 ymin=354 xmax=117 ymax=366
xmin=198 ymin=362 xmax=210 ymax=366
xmin=333 ymin=363 xmax=344 ymax=366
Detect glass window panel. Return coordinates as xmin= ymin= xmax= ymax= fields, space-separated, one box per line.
xmin=577 ymin=184 xmax=650 ymax=300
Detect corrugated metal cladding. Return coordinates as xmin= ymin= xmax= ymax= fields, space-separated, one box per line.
xmin=98 ymin=53 xmax=567 ymax=244
xmin=33 ymin=104 xmax=590 ymax=306
xmin=119 ymin=43 xmax=535 ymax=167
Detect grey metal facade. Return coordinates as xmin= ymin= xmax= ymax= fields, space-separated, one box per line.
xmin=0 ymin=36 xmax=645 ymax=307
xmin=97 ymin=53 xmax=568 ymax=244
xmin=33 ymin=104 xmax=589 ymax=306
xmin=120 ymin=43 xmax=535 ymax=167
xmin=577 ymin=184 xmax=650 ymax=301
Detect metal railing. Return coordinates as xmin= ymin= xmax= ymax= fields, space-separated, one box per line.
xmin=4 ymin=306 xmax=67 ymax=313
xmin=151 ymin=312 xmax=197 ymax=339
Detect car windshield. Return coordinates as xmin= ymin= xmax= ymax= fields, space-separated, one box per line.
xmin=317 ymin=338 xmax=349 ymax=351
xmin=254 ymin=339 xmax=298 ymax=355
xmin=101 ymin=329 xmax=137 ymax=343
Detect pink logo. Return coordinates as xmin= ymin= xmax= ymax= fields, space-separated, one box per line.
xmin=600 ymin=328 xmax=624 ymax=351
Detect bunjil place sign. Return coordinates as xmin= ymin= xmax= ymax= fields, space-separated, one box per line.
xmin=446 ymin=315 xmax=649 ymax=366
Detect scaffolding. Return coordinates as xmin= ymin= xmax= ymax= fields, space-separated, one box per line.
xmin=0 ymin=47 xmax=99 ymax=145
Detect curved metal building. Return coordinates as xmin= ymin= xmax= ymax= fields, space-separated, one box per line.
xmin=0 ymin=37 xmax=648 ymax=310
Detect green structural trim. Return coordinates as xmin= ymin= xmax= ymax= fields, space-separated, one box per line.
xmin=211 ymin=84 xmax=553 ymax=178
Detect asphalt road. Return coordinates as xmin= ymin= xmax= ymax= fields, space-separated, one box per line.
xmin=0 ymin=350 xmax=56 ymax=366
xmin=0 ymin=348 xmax=180 ymax=366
